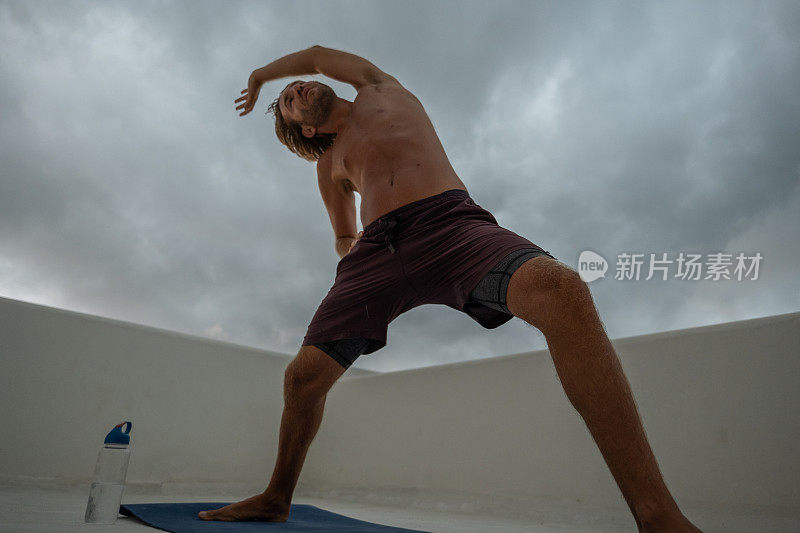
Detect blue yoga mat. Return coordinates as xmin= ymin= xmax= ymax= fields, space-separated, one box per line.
xmin=119 ymin=502 xmax=430 ymax=532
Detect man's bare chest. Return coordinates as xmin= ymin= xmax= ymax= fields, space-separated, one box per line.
xmin=328 ymin=104 xmax=434 ymax=186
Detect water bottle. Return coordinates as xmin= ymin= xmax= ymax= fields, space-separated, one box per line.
xmin=84 ymin=421 xmax=132 ymax=524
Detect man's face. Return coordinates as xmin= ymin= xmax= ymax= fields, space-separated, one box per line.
xmin=279 ymin=80 xmax=336 ymax=136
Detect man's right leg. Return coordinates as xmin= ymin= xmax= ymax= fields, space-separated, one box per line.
xmin=198 ymin=344 xmax=347 ymax=521
xmin=264 ymin=344 xmax=348 ymax=501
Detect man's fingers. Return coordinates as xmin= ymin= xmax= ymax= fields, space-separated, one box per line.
xmin=235 ymin=80 xmax=257 ymax=115
xmin=235 ymin=95 xmax=257 ymax=112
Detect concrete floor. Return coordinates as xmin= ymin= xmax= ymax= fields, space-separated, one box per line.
xmin=1 ymin=485 xmax=799 ymax=532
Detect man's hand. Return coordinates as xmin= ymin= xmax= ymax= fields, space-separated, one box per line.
xmin=234 ymin=73 xmax=262 ymax=117
xmin=348 ymin=231 xmax=364 ymax=253
xmin=337 ymin=231 xmax=363 ymax=259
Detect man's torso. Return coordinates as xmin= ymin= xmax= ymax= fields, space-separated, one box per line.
xmin=318 ymin=81 xmax=467 ymax=227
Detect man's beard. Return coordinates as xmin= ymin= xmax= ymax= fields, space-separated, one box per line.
xmin=301 ymin=85 xmax=336 ymax=128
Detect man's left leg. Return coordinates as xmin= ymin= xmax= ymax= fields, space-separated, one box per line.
xmin=198 ymin=344 xmax=347 ymax=521
xmin=505 ymin=255 xmax=701 ymax=533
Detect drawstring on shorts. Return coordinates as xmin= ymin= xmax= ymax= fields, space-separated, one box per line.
xmin=362 ymin=189 xmax=470 ymax=254
xmin=383 ymin=218 xmax=398 ymax=254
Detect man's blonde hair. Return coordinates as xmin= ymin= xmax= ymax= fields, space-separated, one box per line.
xmin=266 ymin=82 xmax=336 ymax=162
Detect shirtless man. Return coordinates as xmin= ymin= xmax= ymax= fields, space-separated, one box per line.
xmin=199 ymin=46 xmax=701 ymax=532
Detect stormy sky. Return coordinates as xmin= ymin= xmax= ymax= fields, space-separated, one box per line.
xmin=1 ymin=0 xmax=798 ymax=372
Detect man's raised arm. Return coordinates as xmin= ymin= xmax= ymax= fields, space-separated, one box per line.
xmin=252 ymin=45 xmax=396 ymax=90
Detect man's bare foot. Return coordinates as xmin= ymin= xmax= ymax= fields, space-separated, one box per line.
xmin=197 ymin=492 xmax=290 ymax=522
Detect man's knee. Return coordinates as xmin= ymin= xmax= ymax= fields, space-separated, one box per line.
xmin=556 ymin=266 xmax=595 ymax=315
xmin=284 ymin=345 xmax=346 ymax=403
xmin=508 ymin=257 xmax=595 ymax=331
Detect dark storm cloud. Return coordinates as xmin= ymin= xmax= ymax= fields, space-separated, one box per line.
xmin=1 ymin=0 xmax=798 ymax=371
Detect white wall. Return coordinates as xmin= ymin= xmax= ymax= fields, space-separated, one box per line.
xmin=300 ymin=312 xmax=800 ymax=509
xmin=0 ymin=296 xmax=373 ymax=489
xmin=2 ymin=295 xmax=798 ymax=511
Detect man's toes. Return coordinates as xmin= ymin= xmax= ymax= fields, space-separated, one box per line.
xmin=198 ymin=510 xmax=214 ymax=520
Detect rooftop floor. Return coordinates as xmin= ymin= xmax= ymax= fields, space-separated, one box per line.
xmin=2 ymin=485 xmax=798 ymax=532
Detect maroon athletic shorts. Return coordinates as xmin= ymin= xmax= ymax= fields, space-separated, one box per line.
xmin=301 ymin=188 xmax=556 ymax=368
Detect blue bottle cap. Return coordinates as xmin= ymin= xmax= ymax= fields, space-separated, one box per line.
xmin=104 ymin=421 xmax=132 ymax=445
